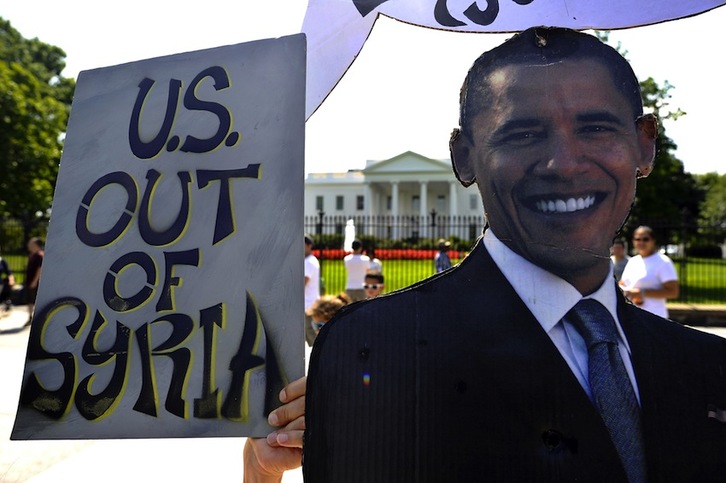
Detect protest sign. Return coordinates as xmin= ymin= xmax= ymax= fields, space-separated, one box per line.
xmin=12 ymin=34 xmax=306 ymax=439
xmin=301 ymin=0 xmax=726 ymax=118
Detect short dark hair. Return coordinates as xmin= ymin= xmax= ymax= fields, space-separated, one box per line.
xmin=29 ymin=237 xmax=45 ymax=249
xmin=634 ymin=225 xmax=656 ymax=241
xmin=352 ymin=239 xmax=362 ymax=251
xmin=459 ymin=27 xmax=643 ymax=138
xmin=305 ymin=234 xmax=314 ymax=246
xmin=365 ymin=272 xmax=384 ymax=284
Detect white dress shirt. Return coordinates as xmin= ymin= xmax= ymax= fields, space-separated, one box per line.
xmin=483 ymin=229 xmax=641 ymax=403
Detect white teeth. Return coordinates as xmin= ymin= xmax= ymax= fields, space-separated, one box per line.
xmin=535 ymin=195 xmax=596 ymax=213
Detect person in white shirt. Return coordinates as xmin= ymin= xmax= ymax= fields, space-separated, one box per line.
xmin=303 ymin=235 xmax=320 ymax=346
xmin=620 ymin=226 xmax=679 ymax=318
xmin=343 ymin=239 xmax=370 ymax=302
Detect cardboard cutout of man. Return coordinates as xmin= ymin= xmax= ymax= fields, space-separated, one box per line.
xmin=300 ymin=27 xmax=726 ymax=482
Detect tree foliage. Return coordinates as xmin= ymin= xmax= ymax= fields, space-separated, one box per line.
xmin=695 ymin=172 xmax=726 ymax=228
xmin=0 ymin=17 xmax=74 ymax=233
xmin=624 ymin=77 xmax=704 ymax=242
xmin=597 ymin=31 xmax=704 ymax=243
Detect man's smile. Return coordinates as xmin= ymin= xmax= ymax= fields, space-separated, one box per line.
xmin=530 ymin=193 xmax=601 ymax=214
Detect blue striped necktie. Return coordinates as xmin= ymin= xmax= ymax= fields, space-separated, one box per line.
xmin=567 ymin=299 xmax=647 ymax=483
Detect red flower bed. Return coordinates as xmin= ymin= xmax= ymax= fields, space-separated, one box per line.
xmin=313 ymin=248 xmax=464 ymax=260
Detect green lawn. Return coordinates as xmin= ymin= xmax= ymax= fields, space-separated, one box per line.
xmin=319 ymin=258 xmax=460 ymax=296
xmin=3 ymin=254 xmax=26 ymax=284
xmin=674 ymin=257 xmax=726 ymax=304
xmin=6 ymin=252 xmax=726 ymax=304
xmin=319 ymin=257 xmax=726 ymax=304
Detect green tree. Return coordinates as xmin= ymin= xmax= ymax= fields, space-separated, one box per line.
xmin=696 ymin=172 xmax=726 ymax=229
xmin=0 ymin=17 xmax=74 ymax=239
xmin=597 ymin=32 xmax=703 ymax=243
xmin=624 ymin=77 xmax=703 ymax=243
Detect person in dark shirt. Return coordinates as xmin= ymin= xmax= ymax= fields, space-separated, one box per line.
xmin=24 ymin=237 xmax=44 ymax=326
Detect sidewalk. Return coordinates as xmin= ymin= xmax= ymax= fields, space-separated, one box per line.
xmin=668 ymin=303 xmax=726 ymax=327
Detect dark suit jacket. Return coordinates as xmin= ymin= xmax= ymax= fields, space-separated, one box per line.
xmin=304 ymin=241 xmax=726 ymax=482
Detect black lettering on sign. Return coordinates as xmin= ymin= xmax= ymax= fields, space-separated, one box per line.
xmin=20 ymin=297 xmax=89 ymax=419
xmin=134 ymin=313 xmax=194 ymax=418
xmin=128 ymin=66 xmax=240 ymax=160
xmin=180 ymin=66 xmax=236 ymax=153
xmin=156 ymin=249 xmax=200 ymax=312
xmin=138 ymin=170 xmax=192 ymax=246
xmin=76 ymin=171 xmax=137 ymax=248
xmin=19 ymin=295 xmax=285 ymax=422
xmin=434 ymin=0 xmax=535 ymax=27
xmin=129 ymin=78 xmax=182 ymax=160
xmin=74 ymin=310 xmax=132 ymax=420
xmin=222 ymin=292 xmax=285 ymax=421
xmin=197 ymin=164 xmax=261 ymax=245
xmin=194 ymin=303 xmax=224 ymax=418
xmin=353 ymin=0 xmax=389 ymax=16
xmin=103 ymin=251 xmax=156 ymax=312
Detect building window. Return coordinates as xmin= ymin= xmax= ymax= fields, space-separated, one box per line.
xmin=469 ymin=194 xmax=479 ymax=211
xmin=316 ymin=195 xmax=324 ymax=211
xmin=386 ymin=196 xmax=392 ymax=211
xmin=436 ymin=195 xmax=446 ymax=211
xmin=356 ymin=195 xmax=364 ymax=211
xmin=412 ymin=195 xmax=420 ymax=212
xmin=336 ymin=195 xmax=344 ymax=211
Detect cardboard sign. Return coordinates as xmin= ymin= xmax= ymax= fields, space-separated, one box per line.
xmin=12 ymin=34 xmax=306 ymax=439
xmin=301 ymin=0 xmax=726 ymax=117
xmin=302 ymin=27 xmax=726 ymax=481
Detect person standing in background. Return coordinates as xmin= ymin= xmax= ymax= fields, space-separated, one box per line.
xmin=343 ymin=239 xmax=369 ymax=302
xmin=0 ymin=246 xmax=15 ymax=308
xmin=367 ymin=245 xmax=382 ymax=274
xmin=307 ymin=292 xmax=351 ymax=339
xmin=620 ymin=226 xmax=679 ymax=318
xmin=610 ymin=238 xmax=629 ymax=282
xmin=363 ymin=272 xmax=385 ymax=299
xmin=24 ymin=237 xmax=44 ymax=327
xmin=304 ymin=235 xmax=321 ymax=346
xmin=434 ymin=238 xmax=452 ymax=273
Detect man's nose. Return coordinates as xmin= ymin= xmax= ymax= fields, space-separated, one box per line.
xmin=534 ymin=135 xmax=587 ymax=177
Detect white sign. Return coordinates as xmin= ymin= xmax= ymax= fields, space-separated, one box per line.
xmin=302 ymin=0 xmax=726 ymax=118
xmin=12 ymin=34 xmax=306 ymax=439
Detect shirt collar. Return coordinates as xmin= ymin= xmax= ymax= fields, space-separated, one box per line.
xmin=483 ymin=229 xmax=621 ymax=334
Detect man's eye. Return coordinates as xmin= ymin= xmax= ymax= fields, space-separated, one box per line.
xmin=580 ymin=124 xmax=616 ymax=134
xmin=500 ymin=130 xmax=545 ymax=145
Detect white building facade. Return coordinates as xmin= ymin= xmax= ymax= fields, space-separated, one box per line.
xmin=305 ymin=152 xmax=485 ymax=240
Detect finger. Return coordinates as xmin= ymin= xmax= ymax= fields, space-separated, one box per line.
xmin=273 ymin=428 xmax=304 ymax=448
xmin=279 ymin=376 xmax=307 ymax=403
xmin=266 ymin=413 xmax=305 ymax=447
xmin=284 ymin=414 xmax=305 ymax=431
xmin=268 ymin=392 xmax=305 ymax=427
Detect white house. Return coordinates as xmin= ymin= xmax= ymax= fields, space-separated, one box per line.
xmin=304 ymin=151 xmax=484 ymax=240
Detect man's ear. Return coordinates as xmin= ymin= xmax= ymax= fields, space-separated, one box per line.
xmin=449 ymin=128 xmax=476 ymax=187
xmin=635 ymin=114 xmax=658 ymax=178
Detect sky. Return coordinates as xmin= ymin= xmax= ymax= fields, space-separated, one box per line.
xmin=2 ymin=1 xmax=725 ymax=176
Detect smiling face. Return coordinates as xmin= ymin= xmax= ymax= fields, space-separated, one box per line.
xmin=632 ymin=227 xmax=657 ymax=257
xmin=452 ymin=59 xmax=655 ymax=294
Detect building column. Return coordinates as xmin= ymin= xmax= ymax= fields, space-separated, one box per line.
xmin=420 ymin=181 xmax=428 ymax=237
xmin=391 ymin=181 xmax=399 ymax=239
xmin=449 ymin=181 xmax=458 ymax=217
xmin=364 ymin=183 xmax=373 ymax=236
